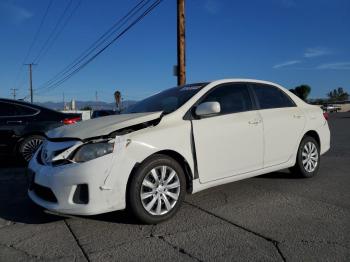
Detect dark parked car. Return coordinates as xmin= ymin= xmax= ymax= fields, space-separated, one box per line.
xmin=0 ymin=98 xmax=81 ymax=162
xmin=91 ymin=109 xmax=117 ymax=119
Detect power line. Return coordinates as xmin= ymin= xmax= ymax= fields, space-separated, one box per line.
xmin=36 ymin=0 xmax=163 ymax=95
xmin=36 ymin=0 xmax=149 ymax=92
xmin=33 ymin=0 xmax=82 ymax=64
xmin=31 ymin=0 xmax=74 ymax=64
xmin=50 ymin=2 xmax=161 ymax=90
xmin=12 ymin=0 xmax=53 ymax=89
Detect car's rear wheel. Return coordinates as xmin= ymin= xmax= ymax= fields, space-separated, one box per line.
xmin=127 ymin=154 xmax=186 ymax=224
xmin=290 ymin=136 xmax=320 ymax=178
xmin=19 ymin=135 xmax=45 ymax=163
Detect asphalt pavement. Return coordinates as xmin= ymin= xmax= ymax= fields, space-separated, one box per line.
xmin=0 ymin=113 xmax=349 ymax=261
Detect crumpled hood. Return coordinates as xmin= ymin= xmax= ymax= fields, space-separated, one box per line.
xmin=47 ymin=112 xmax=163 ymax=140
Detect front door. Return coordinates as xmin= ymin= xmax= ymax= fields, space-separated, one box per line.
xmin=191 ymin=83 xmax=264 ymax=183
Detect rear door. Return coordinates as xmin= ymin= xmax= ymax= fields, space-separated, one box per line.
xmin=251 ymin=84 xmax=306 ymax=167
xmin=191 ymin=83 xmax=264 ymax=183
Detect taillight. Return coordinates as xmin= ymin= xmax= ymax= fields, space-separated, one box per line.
xmin=63 ymin=116 xmax=81 ymax=125
xmin=323 ymin=112 xmax=329 ymax=121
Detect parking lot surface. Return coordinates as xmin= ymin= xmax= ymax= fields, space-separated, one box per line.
xmin=0 ymin=113 xmax=349 ymax=262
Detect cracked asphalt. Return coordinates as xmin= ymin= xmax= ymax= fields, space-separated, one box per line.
xmin=1 ymin=113 xmax=349 ymax=262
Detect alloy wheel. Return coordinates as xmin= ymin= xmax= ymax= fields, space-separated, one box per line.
xmin=140 ymin=165 xmax=181 ymax=216
xmin=21 ymin=137 xmax=44 ymax=162
xmin=302 ymin=141 xmax=319 ymax=172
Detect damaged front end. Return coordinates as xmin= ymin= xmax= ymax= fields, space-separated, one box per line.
xmin=28 ymin=114 xmax=163 ymax=215
xmin=37 ymin=116 xmax=162 ymax=167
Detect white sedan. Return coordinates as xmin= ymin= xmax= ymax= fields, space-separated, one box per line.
xmin=28 ymin=79 xmax=330 ymax=224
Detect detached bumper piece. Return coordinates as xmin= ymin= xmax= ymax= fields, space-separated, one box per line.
xmin=32 ymin=183 xmax=58 ymax=203
xmin=73 ymin=184 xmax=89 ymax=204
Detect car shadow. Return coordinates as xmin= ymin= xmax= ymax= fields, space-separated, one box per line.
xmin=0 ymin=174 xmax=63 ymax=224
xmin=79 ymin=210 xmax=141 ymax=225
xmin=258 ymin=169 xmax=301 ymax=179
xmin=0 ymin=156 xmax=26 ymax=168
xmin=0 ymin=161 xmax=140 ymax=225
xmin=0 ymin=162 xmax=299 ymax=226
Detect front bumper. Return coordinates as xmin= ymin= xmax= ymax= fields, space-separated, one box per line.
xmin=28 ymin=150 xmax=129 ymax=216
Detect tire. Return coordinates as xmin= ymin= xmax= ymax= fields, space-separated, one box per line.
xmin=18 ymin=135 xmax=45 ymax=163
xmin=290 ymin=136 xmax=320 ymax=178
xmin=127 ymin=154 xmax=186 ymax=224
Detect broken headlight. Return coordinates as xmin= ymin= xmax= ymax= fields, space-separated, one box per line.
xmin=72 ymin=141 xmax=114 ymax=163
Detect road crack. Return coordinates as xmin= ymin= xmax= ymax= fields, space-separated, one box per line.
xmin=155 ymin=235 xmax=203 ymax=261
xmin=64 ymin=219 xmax=90 ymax=262
xmin=185 ymin=201 xmax=286 ymax=262
xmin=148 ymin=224 xmax=202 ymax=261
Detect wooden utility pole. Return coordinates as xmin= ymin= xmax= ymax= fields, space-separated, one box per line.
xmin=11 ymin=88 xmax=18 ymax=99
xmin=25 ymin=63 xmax=35 ymax=103
xmin=177 ymin=0 xmax=186 ymax=86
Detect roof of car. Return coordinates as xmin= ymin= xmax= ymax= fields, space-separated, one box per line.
xmin=0 ymin=98 xmax=59 ymax=112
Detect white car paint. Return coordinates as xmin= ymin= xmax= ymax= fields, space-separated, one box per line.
xmin=47 ymin=111 xmax=163 ymax=140
xmin=28 ymin=79 xmax=330 ymax=216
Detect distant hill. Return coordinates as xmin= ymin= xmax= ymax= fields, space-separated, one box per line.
xmin=36 ymin=100 xmax=137 ymax=111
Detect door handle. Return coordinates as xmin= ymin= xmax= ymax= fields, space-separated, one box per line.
xmin=248 ymin=119 xmax=261 ymax=125
xmin=7 ymin=120 xmax=23 ymax=124
xmin=293 ymin=114 xmax=303 ymax=119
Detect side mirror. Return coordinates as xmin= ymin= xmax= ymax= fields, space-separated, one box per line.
xmin=195 ymin=101 xmax=221 ymax=117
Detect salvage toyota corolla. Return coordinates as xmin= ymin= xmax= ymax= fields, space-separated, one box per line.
xmin=28 ymin=79 xmax=330 ymax=224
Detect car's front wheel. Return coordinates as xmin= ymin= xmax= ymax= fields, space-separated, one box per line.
xmin=128 ymin=154 xmax=186 ymax=224
xmin=290 ymin=136 xmax=320 ymax=178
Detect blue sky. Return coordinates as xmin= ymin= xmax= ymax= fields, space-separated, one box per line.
xmin=0 ymin=0 xmax=349 ymax=102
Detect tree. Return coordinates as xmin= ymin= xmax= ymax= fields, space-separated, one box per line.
xmin=80 ymin=106 xmax=92 ymax=111
xmin=327 ymin=87 xmax=349 ymax=102
xmin=289 ymin=85 xmax=311 ymax=101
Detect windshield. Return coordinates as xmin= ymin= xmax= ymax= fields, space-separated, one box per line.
xmin=123 ymin=83 xmax=208 ymax=114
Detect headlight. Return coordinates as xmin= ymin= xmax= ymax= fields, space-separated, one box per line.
xmin=72 ymin=141 xmax=114 ymax=163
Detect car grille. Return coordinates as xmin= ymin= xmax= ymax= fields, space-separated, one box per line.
xmin=40 ymin=140 xmax=81 ymax=166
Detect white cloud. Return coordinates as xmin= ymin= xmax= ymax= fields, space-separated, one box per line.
xmin=204 ymin=0 xmax=220 ymax=15
xmin=317 ymin=62 xmax=350 ymax=70
xmin=304 ymin=47 xmax=331 ymax=58
xmin=273 ymin=60 xmax=301 ymax=69
xmin=0 ymin=1 xmax=33 ymax=25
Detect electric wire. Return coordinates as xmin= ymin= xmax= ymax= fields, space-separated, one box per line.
xmin=35 ymin=0 xmax=150 ymax=92
xmin=12 ymin=0 xmax=53 ymax=91
xmin=33 ymin=0 xmax=82 ymax=64
xmin=35 ymin=0 xmax=163 ymax=95
xmin=31 ymin=0 xmax=74 ymax=64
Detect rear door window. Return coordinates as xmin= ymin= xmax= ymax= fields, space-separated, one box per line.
xmin=252 ymin=84 xmax=295 ymax=109
xmin=0 ymin=102 xmax=38 ymax=117
xmin=15 ymin=104 xmax=38 ymax=116
xmin=0 ymin=102 xmax=18 ymax=117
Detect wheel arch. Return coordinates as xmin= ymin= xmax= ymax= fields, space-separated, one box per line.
xmin=15 ymin=132 xmax=47 ymax=153
xmin=303 ymin=130 xmax=321 ymax=150
xmin=125 ymin=149 xmax=194 ymax=204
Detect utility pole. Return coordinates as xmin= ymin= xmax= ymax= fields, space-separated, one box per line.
xmin=177 ymin=0 xmax=186 ymax=86
xmin=11 ymin=88 xmax=18 ymax=99
xmin=63 ymin=92 xmax=65 ymax=110
xmin=25 ymin=63 xmax=36 ymax=103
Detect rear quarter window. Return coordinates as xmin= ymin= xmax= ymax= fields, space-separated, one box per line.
xmin=15 ymin=104 xmax=39 ymax=116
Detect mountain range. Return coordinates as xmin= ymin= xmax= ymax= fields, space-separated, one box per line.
xmin=36 ymin=100 xmax=137 ymax=111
